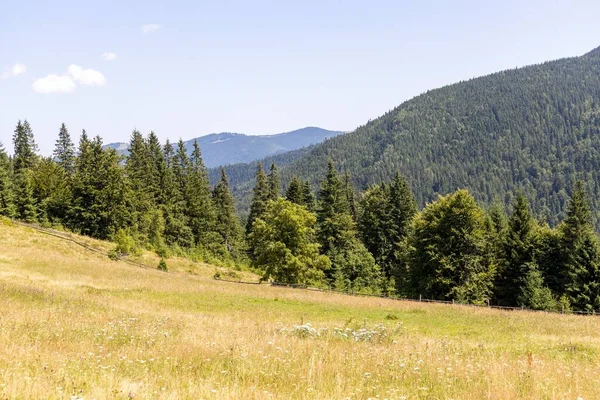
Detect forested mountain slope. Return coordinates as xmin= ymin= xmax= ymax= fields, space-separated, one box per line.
xmin=267 ymin=47 xmax=600 ymax=226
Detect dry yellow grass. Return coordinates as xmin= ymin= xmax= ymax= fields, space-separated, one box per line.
xmin=1 ymin=219 xmax=600 ymax=399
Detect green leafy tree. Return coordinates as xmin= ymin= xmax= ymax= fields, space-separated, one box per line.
xmin=406 ymin=189 xmax=496 ymax=304
xmin=250 ymin=198 xmax=330 ymax=284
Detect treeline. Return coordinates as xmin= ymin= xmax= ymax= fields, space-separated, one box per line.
xmin=0 ymin=121 xmax=245 ymax=265
xmin=245 ymin=161 xmax=600 ymax=313
xmin=2 ymin=120 xmax=600 ymax=313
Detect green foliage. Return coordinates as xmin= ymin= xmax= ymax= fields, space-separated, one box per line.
xmin=0 ymin=144 xmax=16 ymax=218
xmin=53 ymin=123 xmax=76 ymax=174
xmin=112 ymin=228 xmax=141 ymax=257
xmin=212 ymin=168 xmax=245 ymax=259
xmin=518 ymin=262 xmax=559 ymax=311
xmin=250 ymin=198 xmax=330 ymax=285
xmin=495 ymin=193 xmax=536 ymax=306
xmin=246 ymin=162 xmax=269 ymax=235
xmin=158 ymin=258 xmax=168 ymax=271
xmin=406 ymin=190 xmax=496 ymax=304
xmin=267 ymin=162 xmax=280 ymax=201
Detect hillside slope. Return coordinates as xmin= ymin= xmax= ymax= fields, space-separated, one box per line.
xmin=260 ymin=47 xmax=600 ymax=226
xmin=2 ymin=219 xmax=600 ymax=398
xmin=106 ymin=127 xmax=344 ymax=168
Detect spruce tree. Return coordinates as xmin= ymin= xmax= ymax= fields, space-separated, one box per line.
xmin=267 ymin=162 xmax=280 ymax=200
xmin=213 ymin=168 xmax=244 ymax=258
xmin=187 ymin=140 xmax=216 ymax=245
xmin=343 ymin=173 xmax=358 ymax=221
xmin=53 ymin=123 xmax=76 ymax=174
xmin=12 ymin=120 xmax=38 ymax=172
xmin=0 ymin=143 xmax=16 ymax=217
xmin=285 ymin=176 xmax=304 ymax=206
xmin=559 ymin=181 xmax=600 ymax=311
xmin=161 ymin=139 xmax=193 ymax=248
xmin=301 ymin=180 xmax=315 ymax=211
xmin=317 ymin=160 xmax=350 ymax=255
xmin=494 ymin=193 xmax=536 ymax=306
xmin=246 ymin=162 xmax=269 ymax=235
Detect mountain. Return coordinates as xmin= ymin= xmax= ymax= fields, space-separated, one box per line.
xmin=228 ymin=47 xmax=600 ymax=227
xmin=106 ymin=127 xmax=344 ymax=168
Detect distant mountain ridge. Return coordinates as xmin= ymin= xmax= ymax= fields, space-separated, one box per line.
xmin=105 ymin=127 xmax=344 ymax=168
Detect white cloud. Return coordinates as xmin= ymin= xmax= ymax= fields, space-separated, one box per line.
xmin=32 ymin=74 xmax=76 ymax=94
xmin=142 ymin=24 xmax=162 ymax=34
xmin=101 ymin=52 xmax=117 ymax=61
xmin=1 ymin=63 xmax=27 ymax=79
xmin=67 ymin=64 xmax=106 ymax=86
xmin=32 ymin=64 xmax=106 ymax=94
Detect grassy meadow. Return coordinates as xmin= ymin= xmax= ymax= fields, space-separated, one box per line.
xmin=1 ymin=219 xmax=600 ymax=399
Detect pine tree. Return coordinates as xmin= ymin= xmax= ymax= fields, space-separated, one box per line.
xmin=187 ymin=140 xmax=216 ymax=245
xmin=246 ymin=162 xmax=269 ymax=235
xmin=267 ymin=162 xmax=280 ymax=200
xmin=213 ymin=168 xmax=244 ymax=258
xmin=495 ymin=193 xmax=536 ymax=306
xmin=161 ymin=139 xmax=193 ymax=248
xmin=343 ymin=173 xmax=358 ymax=221
xmin=12 ymin=120 xmax=38 ymax=172
xmin=0 ymin=143 xmax=16 ymax=217
xmin=53 ymin=123 xmax=76 ymax=174
xmin=69 ymin=136 xmax=130 ymax=239
xmin=301 ymin=180 xmax=315 ymax=211
xmin=285 ymin=176 xmax=304 ymax=206
xmin=317 ymin=160 xmax=350 ymax=255
xmin=13 ymin=170 xmax=37 ymax=222
xmin=316 ymin=160 xmax=380 ymax=290
xmin=559 ymin=181 xmax=600 ymax=311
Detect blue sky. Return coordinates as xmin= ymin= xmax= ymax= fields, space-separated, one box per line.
xmin=2 ymin=0 xmax=600 ymax=155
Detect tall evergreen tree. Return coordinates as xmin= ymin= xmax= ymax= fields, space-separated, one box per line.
xmin=559 ymin=181 xmax=600 ymax=311
xmin=0 ymin=143 xmax=16 ymax=217
xmin=246 ymin=162 xmax=269 ymax=235
xmin=317 ymin=160 xmax=350 ymax=255
xmin=285 ymin=176 xmax=304 ymax=206
xmin=53 ymin=123 xmax=76 ymax=174
xmin=161 ymin=139 xmax=193 ymax=248
xmin=343 ymin=173 xmax=358 ymax=221
xmin=12 ymin=120 xmax=37 ymax=172
xmin=301 ymin=180 xmax=315 ymax=212
xmin=69 ymin=136 xmax=130 ymax=239
xmin=495 ymin=193 xmax=536 ymax=306
xmin=267 ymin=162 xmax=280 ymax=200
xmin=187 ymin=140 xmax=216 ymax=245
xmin=213 ymin=168 xmax=244 ymax=258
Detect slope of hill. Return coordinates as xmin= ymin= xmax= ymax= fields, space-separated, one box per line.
xmin=2 ymin=219 xmax=600 ymax=398
xmin=106 ymin=127 xmax=344 ymax=168
xmin=247 ymin=47 xmax=600 ymax=227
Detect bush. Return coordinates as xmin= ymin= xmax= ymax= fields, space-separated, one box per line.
xmin=158 ymin=258 xmax=168 ymax=272
xmin=113 ymin=229 xmax=141 ymax=257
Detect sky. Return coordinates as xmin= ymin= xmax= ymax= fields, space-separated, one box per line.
xmin=1 ymin=0 xmax=600 ymax=155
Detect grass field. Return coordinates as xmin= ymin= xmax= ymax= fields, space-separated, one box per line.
xmin=1 ymin=219 xmax=600 ymax=399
